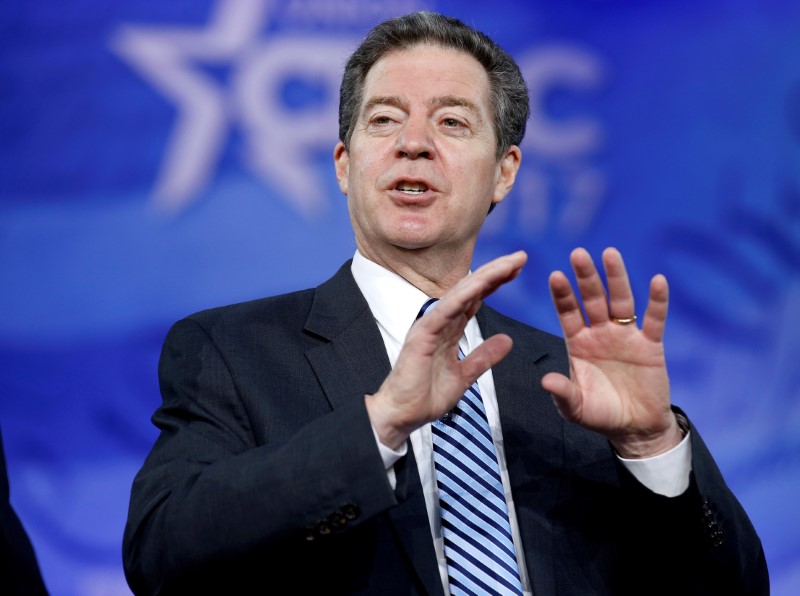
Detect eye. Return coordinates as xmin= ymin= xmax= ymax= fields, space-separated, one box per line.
xmin=442 ymin=117 xmax=464 ymax=128
xmin=369 ymin=115 xmax=394 ymax=126
xmin=364 ymin=111 xmax=401 ymax=136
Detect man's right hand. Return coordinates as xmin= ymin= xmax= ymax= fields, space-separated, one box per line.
xmin=365 ymin=251 xmax=528 ymax=449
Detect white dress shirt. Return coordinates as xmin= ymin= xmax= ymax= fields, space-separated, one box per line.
xmin=350 ymin=251 xmax=691 ymax=595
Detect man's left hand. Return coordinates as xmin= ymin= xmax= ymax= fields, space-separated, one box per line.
xmin=541 ymin=247 xmax=682 ymax=458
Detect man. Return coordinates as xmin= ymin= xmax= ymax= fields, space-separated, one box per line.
xmin=1 ymin=428 xmax=48 ymax=595
xmin=123 ymin=12 xmax=768 ymax=595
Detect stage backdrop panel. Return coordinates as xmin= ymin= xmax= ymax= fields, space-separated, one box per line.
xmin=1 ymin=0 xmax=798 ymax=593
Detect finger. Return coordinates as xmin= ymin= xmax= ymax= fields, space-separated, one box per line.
xmin=410 ymin=251 xmax=527 ymax=353
xmin=602 ymin=247 xmax=635 ymax=320
xmin=570 ymin=248 xmax=610 ymax=326
xmin=428 ymin=251 xmax=527 ymax=334
xmin=642 ymin=274 xmax=669 ymax=342
xmin=547 ymin=270 xmax=586 ymax=339
xmin=541 ymin=372 xmax=582 ymax=423
xmin=469 ymin=250 xmax=528 ymax=298
xmin=460 ymin=334 xmax=513 ymax=382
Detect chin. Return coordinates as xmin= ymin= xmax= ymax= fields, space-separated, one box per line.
xmin=385 ymin=221 xmax=439 ymax=249
xmin=389 ymin=237 xmax=437 ymax=251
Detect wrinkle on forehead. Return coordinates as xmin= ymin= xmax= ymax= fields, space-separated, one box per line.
xmin=361 ymin=44 xmax=489 ymax=97
xmin=361 ymin=94 xmax=484 ymax=122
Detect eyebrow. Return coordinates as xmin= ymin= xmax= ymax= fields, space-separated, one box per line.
xmin=428 ymin=94 xmax=481 ymax=118
xmin=362 ymin=95 xmax=407 ymax=115
xmin=361 ymin=94 xmax=483 ymax=123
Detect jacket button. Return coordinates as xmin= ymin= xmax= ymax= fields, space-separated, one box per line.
xmin=342 ymin=503 xmax=360 ymax=520
xmin=316 ymin=520 xmax=332 ymax=536
xmin=330 ymin=511 xmax=347 ymax=528
xmin=304 ymin=528 xmax=316 ymax=542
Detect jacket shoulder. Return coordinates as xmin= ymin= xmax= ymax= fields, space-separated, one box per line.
xmin=184 ymin=288 xmax=317 ymax=334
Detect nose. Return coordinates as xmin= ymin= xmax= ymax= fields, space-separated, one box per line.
xmin=395 ymin=116 xmax=435 ymax=160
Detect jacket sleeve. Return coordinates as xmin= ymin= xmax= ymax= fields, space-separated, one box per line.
xmin=122 ymin=317 xmax=399 ymax=594
xmin=612 ymin=414 xmax=769 ymax=595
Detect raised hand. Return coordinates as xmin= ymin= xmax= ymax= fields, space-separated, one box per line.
xmin=541 ymin=247 xmax=682 ymax=458
xmin=366 ymin=251 xmax=528 ymax=449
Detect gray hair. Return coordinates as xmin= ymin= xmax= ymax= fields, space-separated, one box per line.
xmin=338 ymin=11 xmax=529 ymax=160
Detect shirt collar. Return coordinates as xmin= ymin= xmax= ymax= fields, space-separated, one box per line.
xmin=351 ymin=251 xmax=431 ymax=346
xmin=351 ymin=251 xmax=482 ymax=352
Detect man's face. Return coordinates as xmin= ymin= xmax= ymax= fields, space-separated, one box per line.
xmin=334 ymin=44 xmax=520 ymax=266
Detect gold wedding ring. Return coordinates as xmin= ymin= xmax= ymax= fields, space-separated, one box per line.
xmin=610 ymin=315 xmax=637 ymax=325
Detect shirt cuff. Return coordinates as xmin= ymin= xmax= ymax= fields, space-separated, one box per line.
xmin=617 ymin=431 xmax=692 ymax=497
xmin=371 ymin=423 xmax=408 ymax=490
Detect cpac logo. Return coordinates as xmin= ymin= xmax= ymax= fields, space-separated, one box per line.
xmin=113 ymin=0 xmax=604 ymax=236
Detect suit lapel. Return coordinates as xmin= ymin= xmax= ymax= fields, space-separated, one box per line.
xmin=478 ymin=306 xmax=565 ymax=596
xmin=303 ymin=262 xmax=443 ymax=595
xmin=303 ymin=264 xmax=391 ymax=410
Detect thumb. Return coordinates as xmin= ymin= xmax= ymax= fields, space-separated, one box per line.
xmin=541 ymin=372 xmax=582 ymax=423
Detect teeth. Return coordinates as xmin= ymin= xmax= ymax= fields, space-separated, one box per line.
xmin=396 ymin=182 xmax=428 ymax=194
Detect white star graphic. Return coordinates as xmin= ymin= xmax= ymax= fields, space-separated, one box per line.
xmin=111 ymin=0 xmax=351 ymax=217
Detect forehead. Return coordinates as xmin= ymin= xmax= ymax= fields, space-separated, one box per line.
xmin=360 ymin=44 xmax=491 ymax=114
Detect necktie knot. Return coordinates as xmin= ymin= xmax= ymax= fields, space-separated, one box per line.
xmin=416 ymin=297 xmax=439 ymax=320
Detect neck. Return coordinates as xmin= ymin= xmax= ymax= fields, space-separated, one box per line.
xmin=356 ymin=242 xmax=473 ymax=297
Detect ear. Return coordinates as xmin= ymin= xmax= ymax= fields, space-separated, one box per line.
xmin=491 ymin=145 xmax=522 ymax=206
xmin=333 ymin=141 xmax=349 ymax=195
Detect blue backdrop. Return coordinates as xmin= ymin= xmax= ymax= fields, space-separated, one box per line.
xmin=2 ymin=1 xmax=798 ymax=593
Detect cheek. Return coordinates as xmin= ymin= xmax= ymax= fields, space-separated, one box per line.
xmin=456 ymin=161 xmax=499 ymax=204
xmin=350 ymin=154 xmax=380 ymax=195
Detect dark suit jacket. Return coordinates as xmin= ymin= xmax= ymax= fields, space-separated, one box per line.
xmin=123 ymin=262 xmax=768 ymax=595
xmin=1 ymin=428 xmax=48 ymax=595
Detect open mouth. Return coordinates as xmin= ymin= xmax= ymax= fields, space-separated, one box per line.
xmin=395 ymin=182 xmax=429 ymax=195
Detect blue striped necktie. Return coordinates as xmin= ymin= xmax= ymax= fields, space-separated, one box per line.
xmin=417 ymin=298 xmax=524 ymax=596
